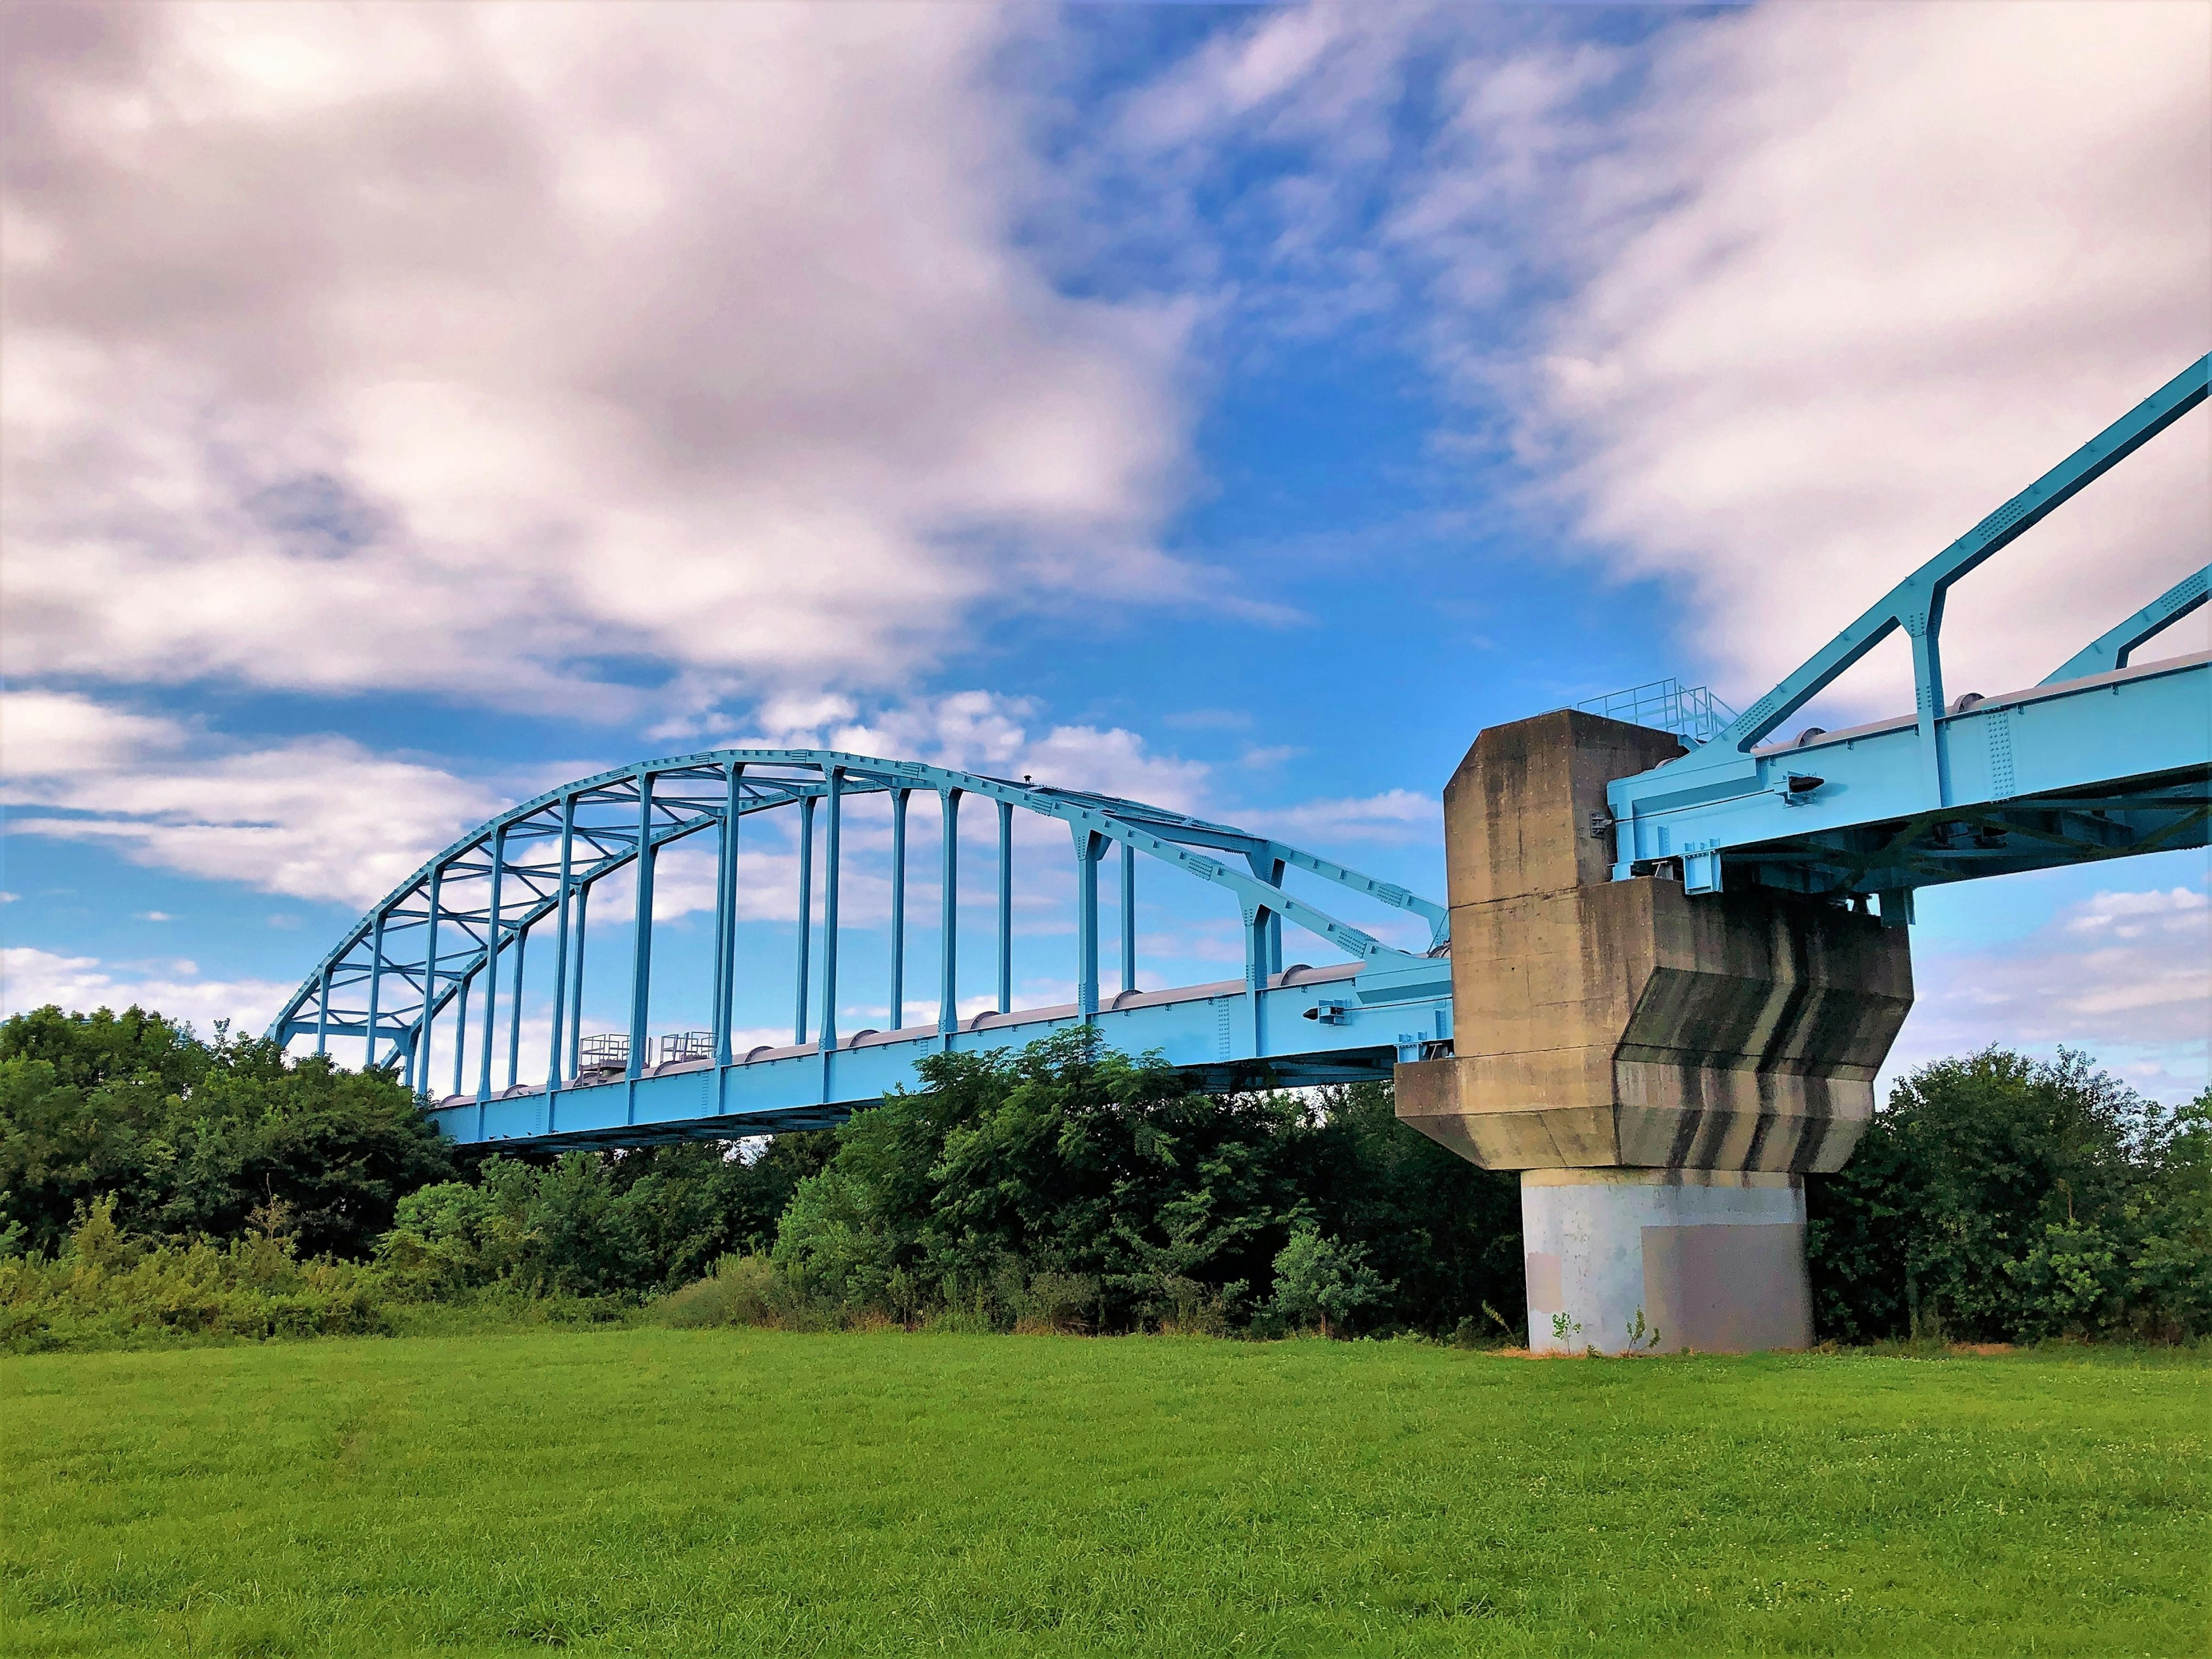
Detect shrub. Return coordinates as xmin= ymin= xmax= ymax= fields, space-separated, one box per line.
xmin=1809 ymin=1050 xmax=2211 ymax=1343
xmin=1017 ymin=1272 xmax=1104 ymax=1334
xmin=0 ymin=1196 xmax=393 ymax=1353
xmin=1271 ymin=1225 xmax=1389 ymax=1336
xmin=0 ymin=1004 xmax=452 ymax=1259
xmin=647 ymin=1253 xmax=779 ymax=1328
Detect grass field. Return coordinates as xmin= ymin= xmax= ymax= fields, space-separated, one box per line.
xmin=3 ymin=1330 xmax=2205 ymax=1657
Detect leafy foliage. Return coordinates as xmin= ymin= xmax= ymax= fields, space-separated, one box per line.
xmin=0 ymin=1195 xmax=391 ymax=1352
xmin=1 ymin=1004 xmax=453 ymax=1260
xmin=1808 ymin=1048 xmax=2211 ymax=1343
xmin=770 ymin=1028 xmax=1521 ymax=1335
xmin=1270 ymin=1226 xmax=1389 ymax=1335
xmin=375 ymin=1134 xmax=834 ymax=1301
xmin=6 ymin=1001 xmax=2203 ymax=1350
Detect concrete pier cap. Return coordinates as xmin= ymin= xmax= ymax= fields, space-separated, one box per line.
xmin=1396 ymin=709 xmax=1913 ymax=1355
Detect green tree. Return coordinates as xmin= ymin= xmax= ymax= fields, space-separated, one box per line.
xmin=774 ymin=1029 xmax=1312 ymax=1330
xmin=0 ymin=1005 xmax=451 ymax=1259
xmin=1286 ymin=1080 xmax=1524 ymax=1338
xmin=1270 ymin=1225 xmax=1389 ymax=1336
xmin=1808 ymin=1049 xmax=2208 ymax=1342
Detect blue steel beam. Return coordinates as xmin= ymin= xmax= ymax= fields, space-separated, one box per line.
xmin=1606 ymin=357 xmax=2211 ymax=907
xmin=2043 ymin=562 xmax=2210 ymax=684
xmin=1607 ymin=652 xmax=2207 ymax=903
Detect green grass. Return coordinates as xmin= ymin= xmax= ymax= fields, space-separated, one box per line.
xmin=3 ymin=1331 xmax=2205 ymax=1657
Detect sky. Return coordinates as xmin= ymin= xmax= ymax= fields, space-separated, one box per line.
xmin=2 ymin=1 xmax=2207 ymax=1100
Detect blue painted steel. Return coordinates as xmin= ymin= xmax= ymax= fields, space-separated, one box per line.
xmin=938 ymin=787 xmax=960 ymax=1040
xmin=889 ymin=787 xmax=908 ymax=1029
xmin=504 ymin=925 xmax=526 ymax=1090
xmin=1606 ymin=357 xmax=2211 ymax=908
xmin=820 ymin=765 xmax=843 ymax=1076
xmin=1075 ymin=827 xmax=1104 ymax=1021
xmin=996 ymin=799 xmax=1013 ymax=1014
xmin=272 ymin=749 xmax=1457 ymax=1149
xmin=627 ymin=783 xmax=653 ymax=1082
xmin=1120 ymin=840 xmax=1137 ymax=995
xmin=2043 ymin=563 xmax=2210 ymax=684
xmin=565 ymin=883 xmax=588 ymax=1079
xmin=546 ymin=796 xmax=574 ymax=1090
xmin=793 ymin=793 xmax=815 ymax=1047
xmin=479 ymin=824 xmax=506 ymax=1099
xmin=363 ymin=908 xmax=384 ymax=1072
xmin=710 ymin=767 xmax=737 ymax=1066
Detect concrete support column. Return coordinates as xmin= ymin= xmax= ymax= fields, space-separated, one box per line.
xmin=1396 ymin=709 xmax=1912 ymax=1354
xmin=1521 ymin=1169 xmax=1811 ymax=1355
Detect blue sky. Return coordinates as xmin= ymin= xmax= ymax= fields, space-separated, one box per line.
xmin=3 ymin=3 xmax=2207 ymax=1098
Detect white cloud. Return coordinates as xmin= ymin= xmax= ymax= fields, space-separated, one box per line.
xmin=0 ymin=690 xmax=183 ymax=778
xmin=1416 ymin=2 xmax=2212 ymax=717
xmin=727 ymin=687 xmax=1216 ymax=813
xmin=2 ymin=689 xmax=502 ymax=907
xmin=1112 ymin=4 xmax=2210 ymax=721
xmin=1891 ymin=880 xmax=2211 ymax=1102
xmin=1 ymin=944 xmax=293 ymax=1035
xmin=1 ymin=5 xmax=1196 ymax=711
xmin=1260 ymin=787 xmax=1435 ymax=844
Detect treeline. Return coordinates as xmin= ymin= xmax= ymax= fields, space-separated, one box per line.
xmin=2 ymin=1004 xmax=2206 ymax=1351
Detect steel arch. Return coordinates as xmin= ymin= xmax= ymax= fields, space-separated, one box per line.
xmin=269 ymin=751 xmax=1452 ymax=1144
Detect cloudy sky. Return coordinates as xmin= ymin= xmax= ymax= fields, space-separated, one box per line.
xmin=3 ymin=2 xmax=2207 ymax=1098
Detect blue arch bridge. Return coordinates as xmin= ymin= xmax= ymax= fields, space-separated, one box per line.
xmin=272 ymin=357 xmax=2211 ymax=1282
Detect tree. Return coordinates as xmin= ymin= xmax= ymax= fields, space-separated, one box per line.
xmin=774 ymin=1028 xmax=1313 ymax=1330
xmin=1270 ymin=1225 xmax=1389 ymax=1336
xmin=1808 ymin=1049 xmax=2209 ymax=1342
xmin=1286 ymin=1080 xmax=1524 ymax=1338
xmin=0 ymin=1005 xmax=452 ymax=1260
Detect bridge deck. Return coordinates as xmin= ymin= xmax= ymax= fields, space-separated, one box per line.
xmin=427 ymin=956 xmax=1453 ymax=1149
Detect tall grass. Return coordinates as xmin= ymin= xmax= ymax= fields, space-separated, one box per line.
xmin=0 ymin=1198 xmax=391 ymax=1352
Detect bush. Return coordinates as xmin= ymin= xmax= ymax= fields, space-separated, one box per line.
xmin=0 ymin=1004 xmax=453 ymax=1260
xmin=646 ymin=1253 xmax=779 ymax=1328
xmin=1809 ymin=1050 xmax=2211 ymax=1343
xmin=771 ymin=1029 xmax=1309 ymax=1331
xmin=1271 ymin=1225 xmax=1389 ymax=1336
xmin=375 ymin=1136 xmax=838 ymax=1303
xmin=0 ymin=1196 xmax=393 ymax=1353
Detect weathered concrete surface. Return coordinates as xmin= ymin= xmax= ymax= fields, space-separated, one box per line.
xmin=1397 ymin=707 xmax=1913 ymax=1353
xmin=1521 ymin=1169 xmax=1812 ymax=1354
xmin=1396 ymin=709 xmax=1914 ymax=1175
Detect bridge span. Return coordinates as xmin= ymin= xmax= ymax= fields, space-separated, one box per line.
xmin=273 ymin=355 xmax=2209 ymax=1351
xmin=272 ymin=753 xmax=1457 ymax=1149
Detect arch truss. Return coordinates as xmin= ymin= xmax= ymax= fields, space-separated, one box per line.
xmin=269 ymin=752 xmax=1453 ymax=1147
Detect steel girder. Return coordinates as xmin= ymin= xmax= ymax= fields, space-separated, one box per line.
xmin=268 ymin=752 xmax=1453 ymax=1148
xmin=1604 ymin=356 xmax=2211 ymax=913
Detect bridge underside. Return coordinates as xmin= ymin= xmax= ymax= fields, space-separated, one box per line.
xmin=426 ymin=958 xmax=1453 ymax=1151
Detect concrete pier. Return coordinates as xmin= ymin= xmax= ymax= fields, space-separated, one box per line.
xmin=1396 ymin=709 xmax=1912 ymax=1354
xmin=1521 ymin=1169 xmax=1811 ymax=1354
